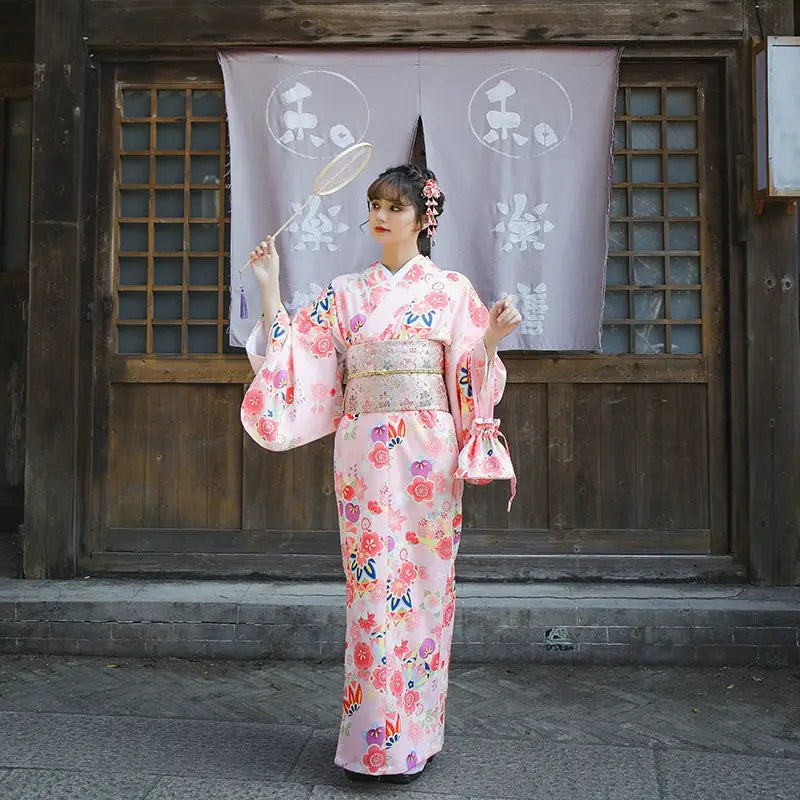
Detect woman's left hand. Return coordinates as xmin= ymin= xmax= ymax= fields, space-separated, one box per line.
xmin=485 ymin=294 xmax=521 ymax=354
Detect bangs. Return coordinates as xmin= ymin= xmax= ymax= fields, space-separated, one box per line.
xmin=367 ymin=174 xmax=412 ymax=206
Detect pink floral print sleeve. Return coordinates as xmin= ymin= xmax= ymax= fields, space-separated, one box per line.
xmin=241 ymin=282 xmax=345 ymax=451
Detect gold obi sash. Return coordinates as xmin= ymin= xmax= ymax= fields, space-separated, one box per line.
xmin=343 ymin=339 xmax=448 ymax=415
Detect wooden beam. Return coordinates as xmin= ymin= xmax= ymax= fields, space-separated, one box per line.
xmin=85 ymin=0 xmax=745 ymax=49
xmin=743 ymin=0 xmax=800 ymax=584
xmin=76 ymin=63 xmax=103 ymax=562
xmin=80 ymin=550 xmax=746 ymax=582
xmin=105 ymin=526 xmax=712 ymax=556
xmin=110 ymin=354 xmax=709 ymax=384
xmin=23 ymin=0 xmax=87 ymax=577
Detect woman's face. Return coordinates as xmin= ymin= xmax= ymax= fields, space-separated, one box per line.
xmin=368 ymin=195 xmax=421 ymax=246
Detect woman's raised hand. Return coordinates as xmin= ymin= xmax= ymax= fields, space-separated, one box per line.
xmin=249 ymin=236 xmax=280 ymax=288
xmin=486 ymin=294 xmax=522 ymax=350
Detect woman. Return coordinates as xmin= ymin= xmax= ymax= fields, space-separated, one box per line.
xmin=242 ymin=164 xmax=521 ymax=783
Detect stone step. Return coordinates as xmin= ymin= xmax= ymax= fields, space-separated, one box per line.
xmin=0 ymin=579 xmax=797 ymax=665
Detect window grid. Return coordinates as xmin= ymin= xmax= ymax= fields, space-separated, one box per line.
xmin=603 ymin=84 xmax=703 ymax=356
xmin=115 ymin=85 xmax=230 ymax=355
xmin=114 ymin=83 xmax=704 ymax=358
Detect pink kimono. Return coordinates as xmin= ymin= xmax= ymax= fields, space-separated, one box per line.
xmin=242 ymin=255 xmax=505 ymax=775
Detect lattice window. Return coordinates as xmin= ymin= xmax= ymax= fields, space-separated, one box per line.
xmin=602 ymin=85 xmax=703 ymax=355
xmin=113 ymin=80 xmax=706 ymax=358
xmin=115 ymin=86 xmax=231 ymax=355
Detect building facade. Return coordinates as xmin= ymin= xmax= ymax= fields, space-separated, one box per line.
xmin=0 ymin=0 xmax=798 ymax=584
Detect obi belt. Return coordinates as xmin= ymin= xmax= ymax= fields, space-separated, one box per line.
xmin=343 ymin=340 xmax=449 ymax=415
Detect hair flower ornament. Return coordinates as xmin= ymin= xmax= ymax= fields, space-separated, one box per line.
xmin=421 ymin=178 xmax=442 ymax=242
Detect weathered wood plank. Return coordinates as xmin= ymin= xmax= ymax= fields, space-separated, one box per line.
xmin=112 ymin=354 xmax=708 ymax=384
xmin=570 ymin=385 xmax=603 ymax=529
xmin=503 ymin=356 xmax=707 ymax=384
xmin=80 ymin=551 xmax=746 ymax=582
xmin=172 ymin=384 xmax=206 ymax=528
xmin=24 ymin=232 xmax=85 ymax=574
xmin=204 ymin=384 xmax=243 ymax=529
xmin=174 ymin=386 xmax=209 ymax=527
xmin=599 ymin=384 xmax=638 ymax=529
xmin=144 ymin=385 xmax=180 ymax=527
xmin=506 ymin=383 xmax=548 ymax=530
xmin=293 ymin=436 xmax=338 ymax=530
xmin=676 ymin=385 xmax=709 ymax=529
xmin=0 ymin=279 xmax=27 ymax=500
xmin=89 ymin=64 xmax=118 ymax=554
xmin=242 ymin=436 xmax=296 ymax=531
xmin=108 ymin=384 xmax=149 ymax=528
xmin=85 ymin=0 xmax=745 ymax=48
xmin=547 ymin=383 xmax=573 ymax=531
xmin=105 ymin=526 xmax=711 ymax=555
xmin=635 ymin=384 xmax=710 ymax=531
xmin=455 ymin=554 xmax=743 ymax=582
xmin=24 ymin=0 xmax=87 ymax=579
xmin=636 ymin=384 xmax=679 ymax=529
xmin=76 ymin=64 xmax=102 ymax=559
xmin=745 ymin=205 xmax=800 ymax=584
xmin=109 ymin=384 xmax=243 ymax=529
xmin=725 ymin=54 xmax=749 ymax=568
xmin=544 ymin=382 xmax=711 ymax=539
xmin=462 ymin=478 xmax=510 ymax=531
xmin=741 ymin=0 xmax=800 ymax=585
xmin=698 ymin=60 xmax=730 ymax=556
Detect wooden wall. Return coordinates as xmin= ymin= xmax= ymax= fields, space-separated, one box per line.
xmin=15 ymin=0 xmax=800 ymax=583
xmin=80 ymin=49 xmax=734 ymax=583
xmin=739 ymin=0 xmax=800 ymax=584
xmin=103 ymin=383 xmax=713 ymax=541
xmin=108 ymin=384 xmax=243 ymax=530
xmin=83 ymin=0 xmax=745 ymax=46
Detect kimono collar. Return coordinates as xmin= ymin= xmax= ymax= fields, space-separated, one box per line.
xmin=375 ymin=254 xmax=428 ymax=285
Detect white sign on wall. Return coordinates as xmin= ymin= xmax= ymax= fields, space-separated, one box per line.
xmin=754 ymin=37 xmax=800 ymax=204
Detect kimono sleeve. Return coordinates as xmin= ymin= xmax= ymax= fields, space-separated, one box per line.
xmin=241 ymin=282 xmax=345 ymax=451
xmin=444 ymin=277 xmax=507 ymax=450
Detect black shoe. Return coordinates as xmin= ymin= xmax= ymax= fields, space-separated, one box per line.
xmin=344 ymin=769 xmax=382 ymax=783
xmin=382 ymin=755 xmax=435 ymax=785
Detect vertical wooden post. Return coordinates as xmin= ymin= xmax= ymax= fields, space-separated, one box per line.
xmin=743 ymin=0 xmax=800 ymax=584
xmin=23 ymin=0 xmax=86 ymax=577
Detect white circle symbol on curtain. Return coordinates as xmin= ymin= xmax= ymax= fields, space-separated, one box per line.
xmin=468 ymin=69 xmax=573 ymax=158
xmin=266 ymin=70 xmax=370 ymax=159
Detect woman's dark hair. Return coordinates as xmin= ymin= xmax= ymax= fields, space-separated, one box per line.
xmin=367 ymin=164 xmax=445 ymax=256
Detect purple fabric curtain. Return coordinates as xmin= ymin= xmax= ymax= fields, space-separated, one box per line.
xmin=221 ymin=51 xmax=420 ymax=346
xmin=420 ymin=48 xmax=620 ymax=351
xmin=221 ymin=48 xmax=619 ymax=350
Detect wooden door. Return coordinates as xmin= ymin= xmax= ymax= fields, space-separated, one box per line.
xmin=84 ymin=59 xmax=738 ymax=581
xmin=458 ymin=61 xmax=734 ymax=579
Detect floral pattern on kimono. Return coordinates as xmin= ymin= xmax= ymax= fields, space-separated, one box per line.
xmin=242 ymin=256 xmax=506 ymax=775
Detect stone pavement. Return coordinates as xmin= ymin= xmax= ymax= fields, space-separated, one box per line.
xmin=0 ymin=655 xmax=798 ymax=799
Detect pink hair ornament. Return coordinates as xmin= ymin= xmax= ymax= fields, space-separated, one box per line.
xmin=421 ymin=178 xmax=442 ymax=241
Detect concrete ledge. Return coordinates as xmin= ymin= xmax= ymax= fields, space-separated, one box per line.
xmin=0 ymin=579 xmax=798 ymax=665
